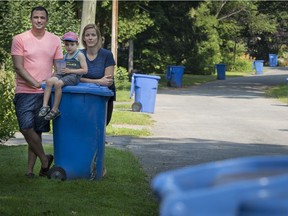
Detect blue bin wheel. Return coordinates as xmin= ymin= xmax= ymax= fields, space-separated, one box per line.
xmin=132 ymin=102 xmax=142 ymax=112
xmin=47 ymin=166 xmax=67 ymax=181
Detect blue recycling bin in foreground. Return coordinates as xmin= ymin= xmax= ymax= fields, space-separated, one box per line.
xmin=42 ymin=83 xmax=113 ymax=180
xmin=215 ymin=64 xmax=226 ymax=80
xmin=152 ymin=155 xmax=288 ymax=216
xmin=269 ymin=54 xmax=278 ymax=67
xmin=253 ymin=60 xmax=264 ymax=74
xmin=166 ymin=66 xmax=185 ymax=88
xmin=130 ymin=74 xmax=160 ymax=113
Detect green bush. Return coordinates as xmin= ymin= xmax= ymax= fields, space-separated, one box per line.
xmin=115 ymin=66 xmax=130 ymax=91
xmin=0 ymin=70 xmax=17 ymax=141
xmin=228 ymin=59 xmax=253 ymax=72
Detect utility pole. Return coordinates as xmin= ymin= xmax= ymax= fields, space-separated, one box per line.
xmin=111 ymin=0 xmax=118 ymax=65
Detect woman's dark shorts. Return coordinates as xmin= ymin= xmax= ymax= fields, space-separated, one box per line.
xmin=13 ymin=93 xmax=50 ymax=132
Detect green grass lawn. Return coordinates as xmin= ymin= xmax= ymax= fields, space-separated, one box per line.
xmin=0 ymin=145 xmax=158 ymax=216
xmin=266 ymin=84 xmax=288 ymax=104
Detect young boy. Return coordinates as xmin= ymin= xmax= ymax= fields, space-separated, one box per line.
xmin=39 ymin=31 xmax=87 ymax=120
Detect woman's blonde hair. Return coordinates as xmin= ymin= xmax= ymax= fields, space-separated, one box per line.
xmin=81 ymin=24 xmax=103 ymax=50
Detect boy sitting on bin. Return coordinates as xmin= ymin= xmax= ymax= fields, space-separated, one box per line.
xmin=39 ymin=31 xmax=88 ymax=120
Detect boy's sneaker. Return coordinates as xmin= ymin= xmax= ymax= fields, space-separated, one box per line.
xmin=44 ymin=110 xmax=61 ymax=121
xmin=39 ymin=106 xmax=50 ymax=117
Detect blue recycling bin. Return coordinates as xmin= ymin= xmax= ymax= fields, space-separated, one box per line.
xmin=269 ymin=54 xmax=278 ymax=67
xmin=166 ymin=66 xmax=185 ymax=88
xmin=130 ymin=74 xmax=160 ymax=113
xmin=159 ymin=174 xmax=288 ymax=216
xmin=152 ymin=155 xmax=288 ymax=216
xmin=215 ymin=64 xmax=226 ymax=80
xmin=253 ymin=60 xmax=264 ymax=74
xmin=42 ymin=83 xmax=113 ymax=180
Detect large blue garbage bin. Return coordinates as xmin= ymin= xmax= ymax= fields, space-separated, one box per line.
xmin=130 ymin=74 xmax=160 ymax=113
xmin=42 ymin=83 xmax=113 ymax=180
xmin=269 ymin=54 xmax=278 ymax=67
xmin=215 ymin=64 xmax=226 ymax=80
xmin=166 ymin=66 xmax=185 ymax=88
xmin=253 ymin=60 xmax=264 ymax=74
xmin=152 ymin=155 xmax=288 ymax=216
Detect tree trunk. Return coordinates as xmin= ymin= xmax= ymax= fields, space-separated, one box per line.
xmin=79 ymin=0 xmax=97 ymax=49
xmin=128 ymin=39 xmax=134 ymax=73
xmin=111 ymin=0 xmax=118 ymax=65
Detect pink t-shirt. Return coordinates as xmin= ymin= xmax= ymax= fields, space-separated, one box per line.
xmin=11 ymin=30 xmax=63 ymax=93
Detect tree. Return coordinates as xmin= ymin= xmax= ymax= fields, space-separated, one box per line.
xmin=189 ymin=1 xmax=221 ymax=74
xmin=79 ymin=0 xmax=97 ymax=49
xmin=133 ymin=1 xmax=199 ymax=74
xmin=251 ymin=1 xmax=288 ymax=61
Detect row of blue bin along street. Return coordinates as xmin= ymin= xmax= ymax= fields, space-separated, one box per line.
xmin=129 ymin=54 xmax=279 ymax=115
xmin=164 ymin=54 xmax=278 ymax=87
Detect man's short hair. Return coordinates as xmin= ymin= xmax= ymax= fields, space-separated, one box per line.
xmin=30 ymin=6 xmax=48 ymax=20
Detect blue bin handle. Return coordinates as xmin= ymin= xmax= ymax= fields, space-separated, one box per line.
xmin=129 ymin=74 xmax=135 ymax=99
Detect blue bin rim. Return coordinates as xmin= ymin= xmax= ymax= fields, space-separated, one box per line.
xmin=133 ymin=73 xmax=161 ymax=80
xmin=254 ymin=60 xmax=264 ymax=62
xmin=41 ymin=82 xmax=114 ymax=96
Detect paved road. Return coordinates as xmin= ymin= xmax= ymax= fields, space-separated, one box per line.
xmin=4 ymin=67 xmax=288 ymax=180
xmin=108 ymin=67 xmax=288 ymax=179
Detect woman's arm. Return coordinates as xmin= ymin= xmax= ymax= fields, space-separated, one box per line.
xmin=104 ymin=65 xmax=114 ymax=78
xmin=80 ymin=65 xmax=114 ymax=86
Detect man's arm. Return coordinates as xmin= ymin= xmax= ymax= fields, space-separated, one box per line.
xmin=12 ymin=55 xmax=41 ymax=88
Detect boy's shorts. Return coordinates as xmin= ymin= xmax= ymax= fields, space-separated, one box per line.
xmin=13 ymin=93 xmax=50 ymax=132
xmin=55 ymin=74 xmax=80 ymax=86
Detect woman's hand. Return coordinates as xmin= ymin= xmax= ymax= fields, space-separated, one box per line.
xmin=102 ymin=75 xmax=113 ymax=86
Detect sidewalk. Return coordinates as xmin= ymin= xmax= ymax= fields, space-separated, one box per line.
xmin=4 ymin=67 xmax=288 ymax=179
xmin=4 ymin=132 xmax=53 ymax=146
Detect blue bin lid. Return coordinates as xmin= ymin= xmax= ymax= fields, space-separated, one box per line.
xmin=133 ymin=73 xmax=161 ymax=80
xmin=41 ymin=82 xmax=114 ymax=97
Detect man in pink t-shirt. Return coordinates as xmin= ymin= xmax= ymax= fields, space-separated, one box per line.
xmin=11 ymin=6 xmax=63 ymax=178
